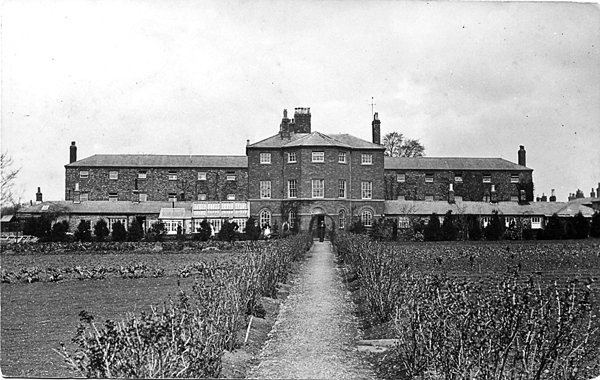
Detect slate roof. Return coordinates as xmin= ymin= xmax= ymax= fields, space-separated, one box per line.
xmin=159 ymin=208 xmax=192 ymax=219
xmin=18 ymin=201 xmax=194 ymax=216
xmin=248 ymin=131 xmax=383 ymax=150
xmin=65 ymin=155 xmax=248 ymax=168
xmin=384 ymin=199 xmax=595 ymax=218
xmin=385 ymin=157 xmax=531 ymax=171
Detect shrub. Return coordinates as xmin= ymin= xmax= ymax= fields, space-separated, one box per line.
xmin=424 ymin=213 xmax=441 ymax=241
xmin=483 ymin=210 xmax=504 ymax=241
xmin=147 ymin=221 xmax=166 ymax=242
xmin=128 ymin=219 xmax=144 ymax=242
xmin=51 ymin=220 xmax=70 ymax=242
xmin=591 ymin=211 xmax=600 ymax=238
xmin=111 ymin=221 xmax=127 ymax=242
xmin=23 ymin=215 xmax=52 ymax=240
xmin=468 ymin=216 xmax=483 ymax=241
xmin=543 ymin=213 xmax=563 ymax=240
xmin=74 ymin=220 xmax=92 ymax=242
xmin=244 ymin=217 xmax=261 ymax=240
xmin=218 ymin=220 xmax=238 ymax=242
xmin=572 ymin=211 xmax=590 ymax=239
xmin=93 ymin=219 xmax=109 ymax=242
xmin=441 ymin=210 xmax=458 ymax=241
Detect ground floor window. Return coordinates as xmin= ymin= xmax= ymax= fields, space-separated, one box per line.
xmin=338 ymin=209 xmax=346 ymax=229
xmin=260 ymin=209 xmax=271 ymax=228
xmin=361 ymin=210 xmax=373 ymax=227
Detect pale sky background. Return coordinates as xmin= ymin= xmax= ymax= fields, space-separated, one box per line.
xmin=2 ymin=0 xmax=599 ymax=204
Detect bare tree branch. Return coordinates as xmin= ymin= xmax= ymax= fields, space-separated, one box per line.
xmin=1 ymin=151 xmax=22 ymax=209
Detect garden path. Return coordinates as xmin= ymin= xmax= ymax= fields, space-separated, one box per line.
xmin=248 ymin=241 xmax=375 ymax=380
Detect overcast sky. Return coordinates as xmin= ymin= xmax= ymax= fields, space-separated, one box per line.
xmin=2 ymin=0 xmax=599 ymax=203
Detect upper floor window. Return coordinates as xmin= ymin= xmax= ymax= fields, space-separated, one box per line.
xmin=260 ymin=181 xmax=272 ymax=199
xmin=260 ymin=153 xmax=271 ymax=164
xmin=168 ymin=171 xmax=177 ymax=181
xmin=455 ymin=196 xmax=463 ymax=202
xmin=198 ymin=193 xmax=207 ymax=201
xmin=312 ymin=179 xmax=324 ymax=198
xmin=226 ymin=171 xmax=236 ymax=181
xmin=312 ymin=151 xmax=324 ymax=163
xmin=80 ymin=192 xmax=89 ymax=202
xmin=338 ymin=152 xmax=347 ymax=163
xmin=397 ymin=173 xmax=406 ymax=182
xmin=138 ymin=171 xmax=147 ymax=179
xmin=361 ymin=181 xmax=373 ymax=199
xmin=397 ymin=195 xmax=406 ymax=201
xmin=288 ymin=152 xmax=297 ymax=163
xmin=455 ymin=173 xmax=463 ymax=182
xmin=511 ymin=174 xmax=519 ymax=183
xmin=168 ymin=192 xmax=177 ymax=202
xmin=109 ymin=192 xmax=118 ymax=201
xmin=288 ymin=179 xmax=297 ymax=198
xmin=198 ymin=171 xmax=207 ymax=181
xmin=511 ymin=195 xmax=519 ymax=202
xmin=79 ymin=170 xmax=89 ymax=179
xmin=227 ymin=194 xmax=236 ymax=200
xmin=425 ymin=195 xmax=434 ymax=201
xmin=109 ymin=171 xmax=118 ymax=180
xmin=361 ymin=153 xmax=373 ymax=165
xmin=483 ymin=174 xmax=491 ymax=183
xmin=339 ymin=180 xmax=346 ymax=198
xmin=139 ymin=193 xmax=148 ymax=202
xmin=425 ymin=173 xmax=434 ymax=183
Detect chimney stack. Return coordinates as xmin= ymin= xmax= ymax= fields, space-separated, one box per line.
xmin=518 ymin=145 xmax=526 ymax=167
xmin=448 ymin=183 xmax=455 ymax=204
xmin=541 ymin=193 xmax=547 ymax=202
xmin=279 ymin=109 xmax=291 ymax=139
xmin=36 ymin=187 xmax=43 ymax=204
xmin=550 ymin=189 xmax=556 ymax=202
xmin=491 ymin=184 xmax=497 ymax=203
xmin=293 ymin=107 xmax=311 ymax=133
xmin=592 ymin=188 xmax=596 ymax=198
xmin=597 ymin=183 xmax=600 ymax=199
xmin=372 ymin=112 xmax=381 ymax=145
xmin=70 ymin=141 xmax=77 ymax=163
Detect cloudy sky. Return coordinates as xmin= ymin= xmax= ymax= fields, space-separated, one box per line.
xmin=2 ymin=0 xmax=599 ymax=203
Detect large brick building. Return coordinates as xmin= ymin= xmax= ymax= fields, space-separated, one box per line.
xmin=45 ymin=107 xmax=537 ymax=234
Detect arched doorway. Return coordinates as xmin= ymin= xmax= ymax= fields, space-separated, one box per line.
xmin=308 ymin=207 xmax=336 ymax=240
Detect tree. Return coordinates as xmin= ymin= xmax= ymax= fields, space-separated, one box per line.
xmin=23 ymin=216 xmax=52 ymax=240
xmin=484 ymin=211 xmax=504 ymax=241
xmin=590 ymin=212 xmax=600 ymax=238
xmin=218 ymin=220 xmax=238 ymax=242
xmin=468 ymin=216 xmax=483 ymax=241
xmin=51 ymin=220 xmax=70 ymax=242
xmin=383 ymin=132 xmax=425 ymax=157
xmin=424 ymin=213 xmax=442 ymax=241
xmin=542 ymin=213 xmax=563 ymax=240
xmin=74 ymin=220 xmax=92 ymax=242
xmin=93 ymin=219 xmax=110 ymax=242
xmin=441 ymin=211 xmax=459 ymax=241
xmin=148 ymin=221 xmax=166 ymax=242
xmin=244 ymin=217 xmax=261 ymax=240
xmin=572 ymin=212 xmax=590 ymax=239
xmin=1 ymin=151 xmax=22 ymax=210
xmin=128 ymin=219 xmax=144 ymax=242
xmin=111 ymin=221 xmax=127 ymax=242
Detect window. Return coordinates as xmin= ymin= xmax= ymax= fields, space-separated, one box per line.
xmin=288 ymin=210 xmax=296 ymax=228
xmin=80 ymin=192 xmax=89 ymax=202
xmin=339 ymin=180 xmax=346 ymax=198
xmin=455 ymin=196 xmax=463 ymax=202
xmin=312 ymin=151 xmax=324 ymax=162
xmin=79 ymin=170 xmax=89 ymax=179
xmin=361 ymin=210 xmax=373 ymax=227
xmin=511 ymin=195 xmax=519 ymax=202
xmin=483 ymin=174 xmax=491 ymax=183
xmin=138 ymin=171 xmax=147 ymax=179
xmin=361 ymin=181 xmax=372 ymax=199
xmin=312 ymin=179 xmax=324 ymax=198
xmin=288 ymin=179 xmax=297 ymax=198
xmin=361 ymin=153 xmax=373 ymax=165
xmin=288 ymin=152 xmax=297 ymax=163
xmin=227 ymin=194 xmax=236 ymax=200
xmin=198 ymin=172 xmax=207 ymax=181
xmin=259 ymin=210 xmax=271 ymax=228
xmin=226 ymin=171 xmax=236 ymax=181
xmin=338 ymin=209 xmax=346 ymax=229
xmin=260 ymin=153 xmax=272 ymax=164
xmin=425 ymin=195 xmax=434 ymax=201
xmin=455 ymin=173 xmax=463 ymax=182
xmin=425 ymin=173 xmax=434 ymax=183
xmin=398 ymin=217 xmax=410 ymax=229
xmin=168 ymin=171 xmax=178 ymax=180
xmin=198 ymin=193 xmax=207 ymax=201
xmin=397 ymin=195 xmax=406 ymax=201
xmin=338 ymin=152 xmax=346 ymax=163
xmin=139 ymin=193 xmax=148 ymax=202
xmin=109 ymin=171 xmax=118 ymax=180
xmin=260 ymin=181 xmax=272 ymax=199
xmin=168 ymin=192 xmax=177 ymax=202
xmin=511 ymin=174 xmax=519 ymax=183
xmin=397 ymin=173 xmax=406 ymax=182
xmin=531 ymin=217 xmax=542 ymax=229
xmin=109 ymin=192 xmax=118 ymax=201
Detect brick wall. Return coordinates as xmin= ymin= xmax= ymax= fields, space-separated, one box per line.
xmin=65 ymin=167 xmax=248 ymax=202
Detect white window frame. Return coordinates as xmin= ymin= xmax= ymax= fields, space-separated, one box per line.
xmin=483 ymin=174 xmax=491 ymax=183
xmin=139 ymin=193 xmax=148 ymax=202
xmin=109 ymin=192 xmax=118 ymax=201
xmin=198 ymin=193 xmax=207 ymax=201
xmin=511 ymin=174 xmax=519 ymax=183
xmin=425 ymin=195 xmax=434 ymax=201
xmin=288 ymin=210 xmax=296 ymax=228
xmin=339 ymin=179 xmax=346 ymax=198
xmin=226 ymin=172 xmax=236 ymax=181
xmin=168 ymin=193 xmax=177 ymax=202
xmin=198 ymin=172 xmax=207 ymax=181
xmin=455 ymin=196 xmax=463 ymax=202
xmin=511 ymin=195 xmax=519 ymax=202
xmin=109 ymin=171 xmax=118 ymax=180
xmin=259 ymin=210 xmax=271 ymax=228
xmin=361 ymin=153 xmax=373 ymax=165
xmin=312 ymin=151 xmax=325 ymax=163
xmin=227 ymin=194 xmax=236 ymax=200
xmin=260 ymin=181 xmax=272 ymax=199
xmin=138 ymin=171 xmax=147 ymax=179
xmin=168 ymin=171 xmax=178 ymax=181
xmin=361 ymin=210 xmax=373 ymax=227
xmin=361 ymin=181 xmax=372 ymax=199
xmin=338 ymin=152 xmax=346 ymax=163
xmin=288 ymin=179 xmax=297 ymax=198
xmin=260 ymin=153 xmax=272 ymax=164
xmin=338 ymin=209 xmax=346 ymax=229
xmin=288 ymin=152 xmax=297 ymax=163
xmin=80 ymin=192 xmax=89 ymax=202
xmin=312 ymin=179 xmax=324 ymax=198
xmin=398 ymin=217 xmax=410 ymax=229
xmin=425 ymin=173 xmax=434 ymax=183
xmin=79 ymin=170 xmax=89 ymax=179
xmin=455 ymin=173 xmax=463 ymax=182
xmin=397 ymin=173 xmax=406 ymax=182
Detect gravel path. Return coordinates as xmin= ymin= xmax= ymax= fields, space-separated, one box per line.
xmin=248 ymin=241 xmax=375 ymax=380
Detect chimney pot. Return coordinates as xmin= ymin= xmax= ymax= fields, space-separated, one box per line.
xmin=372 ymin=112 xmax=381 ymax=145
xmin=35 ymin=187 xmax=43 ymax=203
xmin=70 ymin=141 xmax=77 ymax=163
xmin=518 ymin=145 xmax=526 ymax=167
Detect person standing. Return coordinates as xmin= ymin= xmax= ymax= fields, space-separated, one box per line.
xmin=319 ymin=220 xmax=325 ymax=242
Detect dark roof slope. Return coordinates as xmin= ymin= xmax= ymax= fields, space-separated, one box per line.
xmin=248 ymin=131 xmax=383 ymax=150
xmin=65 ymin=155 xmax=248 ymax=168
xmin=384 ymin=157 xmax=532 ymax=171
xmin=18 ymin=201 xmax=194 ymax=215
